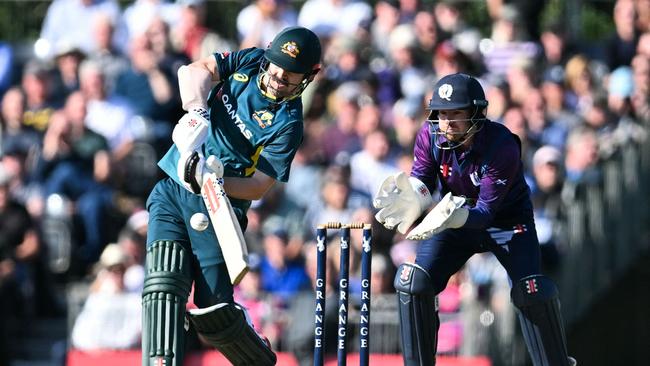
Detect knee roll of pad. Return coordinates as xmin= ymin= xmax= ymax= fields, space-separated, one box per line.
xmin=189 ymin=303 xmax=277 ymax=366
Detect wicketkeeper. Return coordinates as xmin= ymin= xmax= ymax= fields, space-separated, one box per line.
xmin=374 ymin=73 xmax=576 ymax=366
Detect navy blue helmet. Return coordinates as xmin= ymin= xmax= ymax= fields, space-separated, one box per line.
xmin=426 ymin=73 xmax=488 ymax=149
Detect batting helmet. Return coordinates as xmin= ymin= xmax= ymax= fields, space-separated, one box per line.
xmin=427 ymin=73 xmax=488 ymax=149
xmin=264 ymin=26 xmax=321 ymax=75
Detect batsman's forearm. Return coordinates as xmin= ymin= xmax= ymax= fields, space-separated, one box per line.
xmin=222 ymin=174 xmax=276 ymax=201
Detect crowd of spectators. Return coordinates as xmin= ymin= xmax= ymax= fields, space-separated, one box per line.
xmin=0 ymin=0 xmax=649 ymax=364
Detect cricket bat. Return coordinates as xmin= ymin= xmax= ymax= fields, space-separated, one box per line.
xmin=201 ymin=156 xmax=249 ymax=285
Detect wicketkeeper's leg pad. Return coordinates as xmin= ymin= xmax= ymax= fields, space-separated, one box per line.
xmin=511 ymin=274 xmax=573 ymax=366
xmin=142 ymin=240 xmax=193 ymax=366
xmin=394 ymin=263 xmax=439 ymax=366
xmin=188 ymin=302 xmax=277 ymax=366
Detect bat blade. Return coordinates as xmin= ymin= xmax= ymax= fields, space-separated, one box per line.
xmin=201 ymin=172 xmax=249 ymax=285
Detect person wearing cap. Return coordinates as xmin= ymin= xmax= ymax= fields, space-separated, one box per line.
xmin=373 ymin=73 xmax=576 ymax=366
xmin=143 ymin=26 xmax=321 ymax=365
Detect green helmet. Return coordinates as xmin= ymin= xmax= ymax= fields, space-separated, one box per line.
xmin=264 ymin=26 xmax=322 ymax=75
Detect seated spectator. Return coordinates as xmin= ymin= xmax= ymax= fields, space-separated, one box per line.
xmin=237 ymin=0 xmax=297 ymax=49
xmin=1 ymin=87 xmax=41 ymax=158
xmin=40 ymin=94 xmax=114 ymax=267
xmin=21 ymin=60 xmax=58 ymax=132
xmin=530 ymin=145 xmax=566 ymax=271
xmin=349 ymin=127 xmax=400 ymax=199
xmin=70 ymin=243 xmax=141 ymax=350
xmin=234 ymin=257 xmax=285 ymax=349
xmin=259 ymin=229 xmax=310 ymax=302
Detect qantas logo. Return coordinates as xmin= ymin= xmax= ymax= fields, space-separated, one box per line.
xmin=221 ymin=93 xmax=253 ymax=140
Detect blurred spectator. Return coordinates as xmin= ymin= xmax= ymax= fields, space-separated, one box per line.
xmin=303 ymin=164 xmax=358 ymax=233
xmin=0 ymin=42 xmax=13 ymax=97
xmin=522 ymin=88 xmax=568 ymax=150
xmin=114 ymin=34 xmax=177 ymax=125
xmin=637 ymin=31 xmax=650 ymax=58
xmin=70 ymin=243 xmax=141 ymax=350
xmin=391 ymin=97 xmax=422 ymax=151
xmin=1 ymin=88 xmax=41 ymax=158
xmin=539 ymin=22 xmax=574 ymax=72
xmin=412 ymin=10 xmax=439 ymax=67
xmin=607 ymin=66 xmax=635 ymax=117
xmin=432 ymin=40 xmax=468 ymax=80
xmin=604 ymin=0 xmax=639 ymax=71
xmin=39 ymin=0 xmax=125 ymax=58
xmin=40 ymin=95 xmax=114 ymax=267
xmin=21 ymin=60 xmax=58 ymax=132
xmin=320 ymin=82 xmax=364 ymax=163
xmin=349 ymin=128 xmax=400 ymax=198
xmin=0 ymin=163 xmax=41 ymax=304
xmin=87 ymin=13 xmax=130 ymax=95
xmin=388 ymin=24 xmax=429 ymax=106
xmin=636 ymin=0 xmax=650 ymax=32
xmin=369 ymin=252 xmax=393 ymax=294
xmin=631 ymin=54 xmax=650 ymax=123
xmin=540 ymin=66 xmax=581 ymax=131
xmin=284 ymin=137 xmax=324 ymax=210
xmin=480 ymin=4 xmax=540 ymax=77
xmin=78 ymin=60 xmax=135 ymax=159
xmin=259 ymin=229 xmax=310 ymax=303
xmin=237 ymin=0 xmax=298 ymax=49
xmin=505 ymin=58 xmax=535 ymax=105
xmin=370 ymin=0 xmax=402 ymax=59
xmin=433 ymin=0 xmax=481 ymax=57
xmin=51 ymin=43 xmax=85 ymax=102
xmin=116 ymin=221 xmax=147 ymax=294
xmin=322 ymin=34 xmax=373 ymax=85
xmin=171 ymin=0 xmax=234 ymax=61
xmin=502 ymin=106 xmax=534 ymax=169
xmin=564 ymin=54 xmax=599 ymax=114
xmin=530 ymin=145 xmax=566 ymax=271
xmin=234 ymin=258 xmax=285 ymax=349
xmin=297 ymin=0 xmax=373 ymax=38
xmin=483 ymin=77 xmax=510 ymax=122
xmin=563 ymin=127 xmax=600 ymax=185
xmin=282 ymin=242 xmax=338 ymax=365
xmin=122 ymin=0 xmax=180 ymax=42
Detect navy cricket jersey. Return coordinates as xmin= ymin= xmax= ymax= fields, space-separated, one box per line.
xmin=158 ymin=48 xmax=304 ymax=216
xmin=411 ymin=120 xmax=534 ymax=229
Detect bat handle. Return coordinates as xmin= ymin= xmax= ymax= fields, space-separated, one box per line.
xmin=205 ymin=155 xmax=224 ymax=177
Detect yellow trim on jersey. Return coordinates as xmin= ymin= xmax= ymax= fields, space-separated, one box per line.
xmin=245 ymin=146 xmax=264 ymax=176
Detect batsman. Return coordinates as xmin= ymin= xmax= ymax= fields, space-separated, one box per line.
xmin=142 ymin=26 xmax=321 ymax=366
xmin=374 ymin=73 xmax=576 ymax=366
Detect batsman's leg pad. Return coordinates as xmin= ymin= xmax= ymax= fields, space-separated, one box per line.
xmin=511 ymin=274 xmax=572 ymax=366
xmin=188 ymin=302 xmax=277 ymax=366
xmin=394 ymin=263 xmax=439 ymax=366
xmin=142 ymin=240 xmax=193 ymax=366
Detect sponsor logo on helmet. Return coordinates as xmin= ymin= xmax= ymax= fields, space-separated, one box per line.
xmin=281 ymin=41 xmax=300 ymax=58
xmin=233 ymin=73 xmax=249 ymax=82
xmin=438 ymin=83 xmax=453 ymax=101
xmin=252 ymin=110 xmax=274 ymax=128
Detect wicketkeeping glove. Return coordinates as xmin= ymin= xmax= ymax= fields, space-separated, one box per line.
xmin=373 ymin=172 xmax=433 ymax=234
xmin=406 ymin=192 xmax=469 ymax=240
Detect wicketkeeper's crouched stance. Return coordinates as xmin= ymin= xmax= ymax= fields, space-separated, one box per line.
xmin=374 ymin=73 xmax=576 ymax=366
xmin=142 ymin=26 xmax=322 ymax=365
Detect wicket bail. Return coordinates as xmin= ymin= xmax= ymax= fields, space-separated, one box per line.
xmin=314 ymin=222 xmax=372 ymax=366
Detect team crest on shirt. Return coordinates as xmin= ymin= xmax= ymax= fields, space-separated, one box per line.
xmin=438 ymin=83 xmax=453 ymax=101
xmin=253 ymin=110 xmax=274 ymax=128
xmin=233 ymin=73 xmax=249 ymax=82
xmin=440 ymin=164 xmax=452 ymax=178
xmin=281 ymin=41 xmax=300 ymax=58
